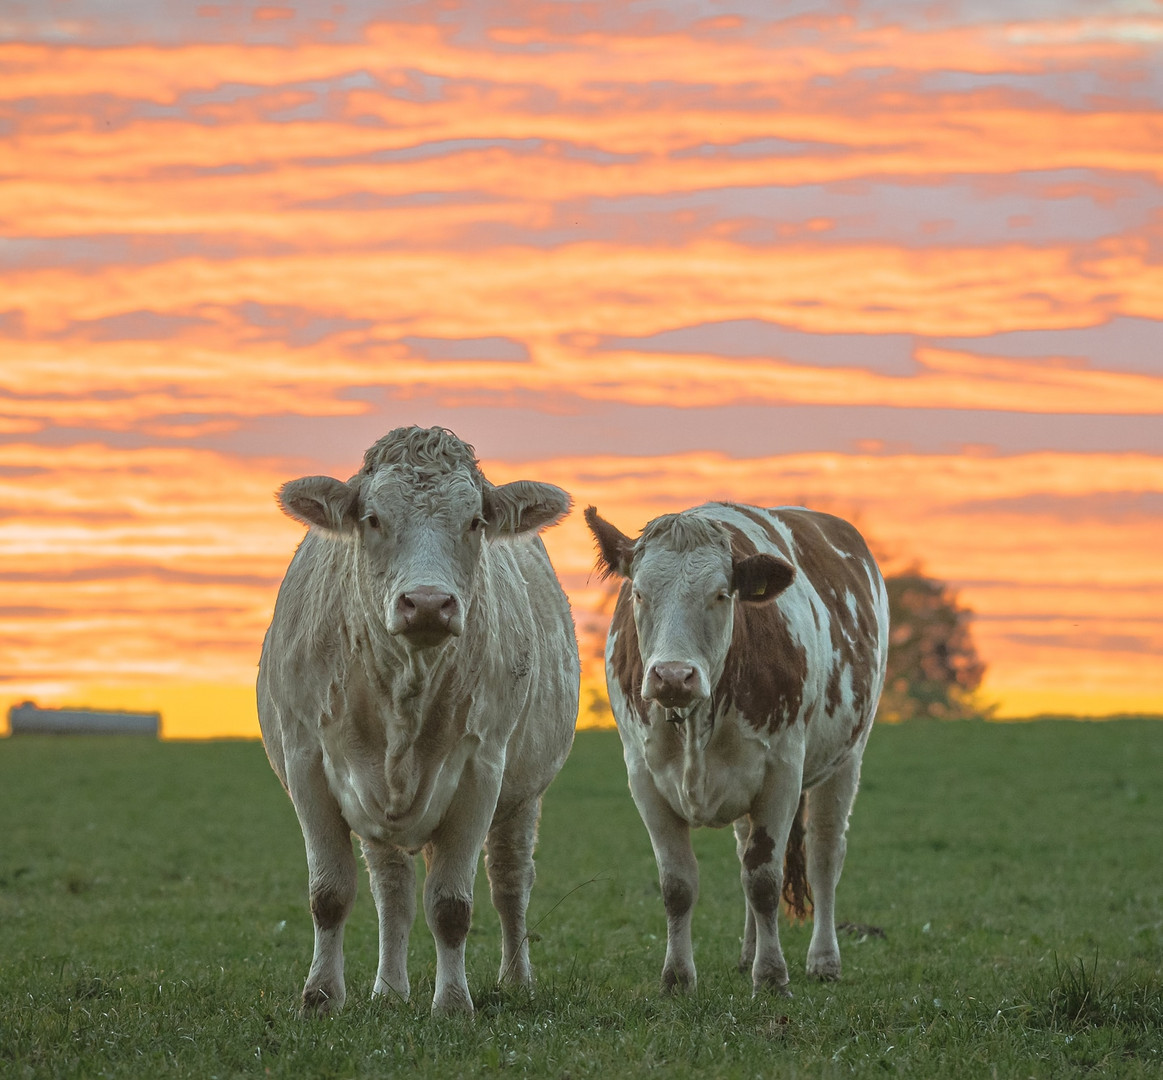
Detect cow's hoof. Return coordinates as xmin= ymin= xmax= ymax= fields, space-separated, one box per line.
xmin=753 ymin=981 xmax=790 ymax=999
xmin=431 ymin=986 xmax=475 ymax=1017
xmin=661 ymin=966 xmax=696 ymax=994
xmin=497 ymin=975 xmax=535 ymax=996
xmin=807 ymin=955 xmax=842 ymax=981
xmin=300 ymin=985 xmax=343 ymax=1017
xmin=497 ymin=961 xmax=533 ymax=988
xmin=371 ymin=980 xmax=411 ymax=1005
xmin=753 ymin=973 xmax=793 ymax=999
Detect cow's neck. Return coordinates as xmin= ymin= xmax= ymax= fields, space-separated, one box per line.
xmin=356 ymin=635 xmax=473 ymax=821
xmin=673 ymin=702 xmax=716 ymax=811
xmin=340 ymin=556 xmax=496 ymax=819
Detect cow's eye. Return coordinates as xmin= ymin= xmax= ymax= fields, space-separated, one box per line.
xmin=365 ymin=514 xmax=380 ymax=530
xmin=715 ymin=591 xmax=731 ymax=604
xmin=469 ymin=517 xmax=484 ymax=533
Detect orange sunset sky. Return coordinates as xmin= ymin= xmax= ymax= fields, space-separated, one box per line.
xmin=2 ymin=1 xmax=1162 ymax=738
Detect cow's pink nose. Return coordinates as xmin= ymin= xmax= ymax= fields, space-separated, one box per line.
xmin=396 ymin=587 xmax=459 ymax=644
xmin=645 ymin=662 xmax=698 ymax=706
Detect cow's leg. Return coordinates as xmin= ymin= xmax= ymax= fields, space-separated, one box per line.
xmin=627 ymin=767 xmax=699 ymax=992
xmin=422 ymin=769 xmax=502 ymax=1016
xmin=361 ymin=838 xmax=417 ymax=1002
xmin=287 ymin=753 xmax=358 ymax=1016
xmin=739 ymin=766 xmax=803 ymax=997
xmin=805 ymin=752 xmax=862 ymax=981
xmin=734 ymin=818 xmax=756 ymax=973
xmin=485 ymin=797 xmax=541 ymax=987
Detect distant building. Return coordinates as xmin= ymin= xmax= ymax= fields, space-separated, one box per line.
xmin=7 ymin=701 xmax=160 ymax=737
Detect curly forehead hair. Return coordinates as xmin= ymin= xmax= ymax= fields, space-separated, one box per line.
xmin=359 ymin=426 xmax=482 ymax=481
xmin=638 ymin=511 xmax=731 ymax=557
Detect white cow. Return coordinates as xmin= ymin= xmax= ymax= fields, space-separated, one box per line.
xmin=584 ymin=502 xmax=889 ymax=996
xmin=258 ymin=426 xmax=579 ymax=1016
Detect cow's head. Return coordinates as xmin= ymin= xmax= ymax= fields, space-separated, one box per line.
xmin=277 ymin=427 xmax=570 ymax=650
xmin=585 ymin=506 xmax=794 ymax=711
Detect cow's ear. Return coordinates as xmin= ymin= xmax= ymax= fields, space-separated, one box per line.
xmin=732 ymin=554 xmax=794 ymax=604
xmin=583 ymin=506 xmax=634 ymax=579
xmin=277 ymin=476 xmax=360 ymax=535
xmin=482 ymin=480 xmax=571 ymax=538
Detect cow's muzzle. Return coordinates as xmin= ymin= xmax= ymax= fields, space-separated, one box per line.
xmin=392 ymin=587 xmax=461 ymax=648
xmin=643 ymin=661 xmax=701 ymax=709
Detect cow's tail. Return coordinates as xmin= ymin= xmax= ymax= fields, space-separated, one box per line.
xmin=782 ymin=793 xmax=813 ymax=920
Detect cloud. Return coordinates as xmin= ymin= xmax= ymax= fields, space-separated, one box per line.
xmin=933 ymin=315 xmax=1163 ymax=376
xmin=592 ymin=318 xmax=918 ymax=375
xmin=201 ymin=397 xmax=1163 ymax=466
xmin=62 ymin=309 xmax=210 ymax=341
xmin=1002 ymin=629 xmax=1159 ymax=655
xmin=948 ymin=491 xmax=1163 ymax=521
xmin=227 ymin=301 xmax=375 ymax=347
xmin=394 ymin=335 xmax=530 ymax=362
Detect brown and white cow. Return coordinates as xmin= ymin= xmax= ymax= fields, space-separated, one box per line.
xmin=258 ymin=427 xmax=579 ymax=1016
xmin=585 ymin=502 xmax=889 ymax=995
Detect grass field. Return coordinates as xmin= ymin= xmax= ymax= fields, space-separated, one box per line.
xmin=1 ymin=719 xmax=1160 ymax=1078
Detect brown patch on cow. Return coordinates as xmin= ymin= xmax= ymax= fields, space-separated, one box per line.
xmin=782 ymin=794 xmax=812 ymax=920
xmin=608 ymin=581 xmax=650 ymax=725
xmin=795 ymin=513 xmax=883 ymax=725
xmin=774 ymin=509 xmax=882 ymax=726
xmin=742 ymin=803 xmax=811 ymax=920
xmin=432 ymin=894 xmax=472 ymax=949
xmin=715 ymin=521 xmax=808 ymax=733
xmin=310 ymin=888 xmax=350 ymax=931
xmin=743 ymin=825 xmax=776 ymax=872
xmin=745 ymin=868 xmax=780 ymax=919
xmin=719 ymin=503 xmax=794 ymax=561
xmin=661 ymin=874 xmax=695 ymax=919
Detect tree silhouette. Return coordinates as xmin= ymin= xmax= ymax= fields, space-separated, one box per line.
xmin=880 ymin=567 xmax=988 ymax=721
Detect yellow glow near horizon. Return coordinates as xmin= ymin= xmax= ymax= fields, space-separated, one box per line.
xmin=1 ymin=684 xmax=260 ymax=742
xmin=6 ymin=671 xmax=1160 ymax=745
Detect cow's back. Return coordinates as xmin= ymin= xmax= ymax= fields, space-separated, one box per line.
xmin=711 ymin=503 xmax=888 ymax=758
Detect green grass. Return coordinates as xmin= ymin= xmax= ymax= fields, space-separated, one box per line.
xmin=1 ymin=719 xmax=1160 ymax=1078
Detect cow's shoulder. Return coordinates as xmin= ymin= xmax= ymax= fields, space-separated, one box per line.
xmin=766 ymin=506 xmax=886 ymax=731
xmin=714 ymin=574 xmax=810 ymax=736
xmin=704 ymin=503 xmax=886 ymax=735
xmin=773 ymin=507 xmax=876 ymax=566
